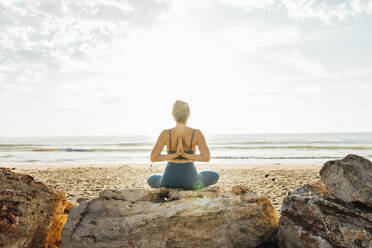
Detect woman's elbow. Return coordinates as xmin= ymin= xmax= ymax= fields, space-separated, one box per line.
xmin=204 ymin=155 xmax=210 ymax=162
xmin=150 ymin=155 xmax=157 ymax=163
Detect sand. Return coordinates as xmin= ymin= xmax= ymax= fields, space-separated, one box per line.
xmin=11 ymin=163 xmax=322 ymax=213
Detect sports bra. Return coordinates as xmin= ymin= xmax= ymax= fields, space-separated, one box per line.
xmin=167 ymin=129 xmax=195 ymax=160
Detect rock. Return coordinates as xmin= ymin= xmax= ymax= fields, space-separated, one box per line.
xmin=76 ymin=198 xmax=90 ymax=204
xmin=255 ymin=227 xmax=279 ymax=248
xmin=99 ymin=188 xmax=153 ymax=202
xmin=0 ymin=168 xmax=73 ymax=248
xmin=320 ymin=154 xmax=372 ymax=207
xmin=278 ymin=181 xmax=372 ymax=248
xmin=62 ymin=186 xmax=278 ymax=248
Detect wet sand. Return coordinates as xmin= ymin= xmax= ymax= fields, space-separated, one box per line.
xmin=12 ymin=163 xmax=322 ymax=213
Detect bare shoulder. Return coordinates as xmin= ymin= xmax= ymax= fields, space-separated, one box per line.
xmin=158 ymin=129 xmax=169 ymax=139
xmin=193 ymin=128 xmax=201 ymax=134
xmin=193 ymin=129 xmax=204 ymax=138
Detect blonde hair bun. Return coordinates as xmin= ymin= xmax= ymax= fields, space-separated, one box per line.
xmin=172 ymin=100 xmax=190 ymax=123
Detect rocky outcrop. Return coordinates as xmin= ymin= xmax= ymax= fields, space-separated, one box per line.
xmin=278 ymin=181 xmax=372 ymax=248
xmin=320 ymin=154 xmax=372 ymax=208
xmin=62 ymin=185 xmax=279 ymax=248
xmin=0 ymin=168 xmax=73 ymax=248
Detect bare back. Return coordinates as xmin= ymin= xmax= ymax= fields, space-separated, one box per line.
xmin=167 ymin=126 xmax=196 ymax=163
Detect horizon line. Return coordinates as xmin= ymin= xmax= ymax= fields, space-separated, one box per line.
xmin=2 ymin=131 xmax=372 ymax=138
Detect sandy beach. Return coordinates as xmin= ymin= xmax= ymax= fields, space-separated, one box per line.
xmin=10 ymin=163 xmax=322 ymax=213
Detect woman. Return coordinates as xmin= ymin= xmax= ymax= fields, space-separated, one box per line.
xmin=148 ymin=100 xmax=219 ymax=190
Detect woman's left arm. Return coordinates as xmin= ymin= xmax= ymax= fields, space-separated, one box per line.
xmin=150 ymin=130 xmax=179 ymax=162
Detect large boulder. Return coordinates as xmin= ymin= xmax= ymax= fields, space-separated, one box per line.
xmin=62 ymin=185 xmax=279 ymax=248
xmin=320 ymin=154 xmax=372 ymax=207
xmin=278 ymin=181 xmax=372 ymax=248
xmin=0 ymin=168 xmax=73 ymax=248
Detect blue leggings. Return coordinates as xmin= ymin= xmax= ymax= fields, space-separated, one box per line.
xmin=147 ymin=162 xmax=219 ymax=190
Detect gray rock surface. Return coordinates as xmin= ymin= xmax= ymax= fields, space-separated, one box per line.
xmin=320 ymin=154 xmax=372 ymax=207
xmin=62 ymin=185 xmax=279 ymax=248
xmin=0 ymin=168 xmax=73 ymax=248
xmin=278 ymin=181 xmax=372 ymax=248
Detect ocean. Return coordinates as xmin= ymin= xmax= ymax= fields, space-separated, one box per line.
xmin=1 ymin=133 xmax=372 ymax=166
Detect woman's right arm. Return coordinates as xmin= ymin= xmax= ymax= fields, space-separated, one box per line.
xmin=181 ymin=130 xmax=210 ymax=162
xmin=150 ymin=130 xmax=178 ymax=162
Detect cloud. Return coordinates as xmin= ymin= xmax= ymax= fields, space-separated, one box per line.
xmin=217 ymin=0 xmax=372 ymax=24
xmin=350 ymin=0 xmax=372 ymax=14
xmin=218 ymin=0 xmax=275 ymax=10
xmin=0 ymin=0 xmax=170 ymax=90
xmin=280 ymin=0 xmax=350 ymax=23
xmin=282 ymin=0 xmax=372 ymax=23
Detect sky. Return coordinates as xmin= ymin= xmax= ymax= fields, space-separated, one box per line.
xmin=1 ymin=0 xmax=372 ymax=136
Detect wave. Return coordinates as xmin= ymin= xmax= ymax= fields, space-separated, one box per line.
xmin=212 ymin=156 xmax=341 ymax=160
xmin=0 ymin=147 xmax=152 ymax=152
xmin=1 ymin=155 xmax=14 ymax=158
xmin=1 ymin=145 xmax=372 ymax=152
xmin=213 ymin=145 xmax=372 ymax=150
xmin=0 ymin=144 xmax=47 ymax=147
xmin=105 ymin=142 xmax=152 ymax=146
xmin=31 ymin=148 xmax=152 ymax=152
xmin=210 ymin=141 xmax=357 ymax=145
xmin=22 ymin=159 xmax=40 ymax=162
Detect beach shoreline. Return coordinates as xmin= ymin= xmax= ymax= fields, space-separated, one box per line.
xmin=5 ymin=163 xmax=323 ymax=213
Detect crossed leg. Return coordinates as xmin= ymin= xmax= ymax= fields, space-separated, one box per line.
xmin=147 ymin=175 xmax=162 ymax=188
xmin=147 ymin=171 xmax=219 ymax=189
xmin=199 ymin=171 xmax=219 ymax=187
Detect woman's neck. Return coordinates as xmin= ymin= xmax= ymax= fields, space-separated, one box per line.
xmin=176 ymin=122 xmax=187 ymax=128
